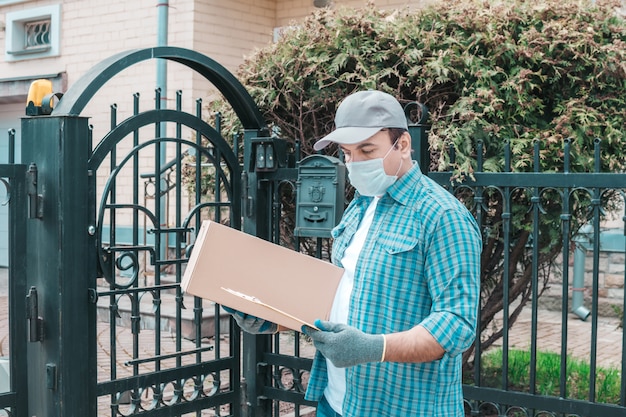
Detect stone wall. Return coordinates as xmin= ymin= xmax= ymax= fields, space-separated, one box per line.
xmin=545 ymin=228 xmax=625 ymax=317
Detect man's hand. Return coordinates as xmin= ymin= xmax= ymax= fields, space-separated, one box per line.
xmin=302 ymin=320 xmax=385 ymax=368
xmin=222 ymin=306 xmax=278 ymax=334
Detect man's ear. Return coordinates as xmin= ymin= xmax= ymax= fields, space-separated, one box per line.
xmin=399 ymin=132 xmax=412 ymax=155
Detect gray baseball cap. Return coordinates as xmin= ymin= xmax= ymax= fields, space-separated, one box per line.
xmin=313 ymin=90 xmax=408 ymax=151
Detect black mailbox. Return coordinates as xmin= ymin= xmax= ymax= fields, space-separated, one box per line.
xmin=294 ymin=155 xmax=346 ymax=238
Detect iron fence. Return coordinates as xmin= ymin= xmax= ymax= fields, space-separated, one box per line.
xmin=255 ymin=138 xmax=626 ymax=417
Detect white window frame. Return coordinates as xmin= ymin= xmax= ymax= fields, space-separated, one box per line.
xmin=0 ymin=1 xmax=33 ymax=5
xmin=5 ymin=4 xmax=61 ymax=62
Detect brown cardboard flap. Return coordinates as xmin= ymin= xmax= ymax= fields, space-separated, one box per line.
xmin=181 ymin=220 xmax=344 ymax=331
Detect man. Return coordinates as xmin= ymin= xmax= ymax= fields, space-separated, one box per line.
xmin=227 ymin=90 xmax=482 ymax=416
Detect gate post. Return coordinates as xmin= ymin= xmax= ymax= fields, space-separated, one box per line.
xmin=241 ymin=128 xmax=274 ymax=417
xmin=21 ymin=115 xmax=96 ymax=417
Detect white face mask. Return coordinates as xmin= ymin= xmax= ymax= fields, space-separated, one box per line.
xmin=345 ymin=141 xmax=402 ymax=197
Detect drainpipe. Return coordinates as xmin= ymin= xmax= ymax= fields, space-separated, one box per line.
xmin=157 ymin=1 xmax=168 ymax=260
xmin=157 ymin=1 xmax=168 ymax=102
xmin=572 ymin=225 xmax=592 ymax=321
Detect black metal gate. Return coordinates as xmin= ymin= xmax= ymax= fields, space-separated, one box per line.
xmin=0 ymin=161 xmax=28 ymax=417
xmin=16 ymin=46 xmax=272 ymax=417
xmin=88 ymin=106 xmax=244 ymax=416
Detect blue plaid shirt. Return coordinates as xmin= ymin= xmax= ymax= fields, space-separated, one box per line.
xmin=305 ymin=163 xmax=482 ymax=416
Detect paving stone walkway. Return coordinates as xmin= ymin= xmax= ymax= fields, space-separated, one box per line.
xmin=493 ymin=304 xmax=623 ymax=369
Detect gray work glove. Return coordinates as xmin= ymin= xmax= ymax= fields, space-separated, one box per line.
xmin=302 ymin=320 xmax=385 ymax=368
xmin=222 ymin=306 xmax=278 ymax=334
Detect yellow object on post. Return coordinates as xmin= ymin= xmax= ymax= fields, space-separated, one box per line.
xmin=25 ymin=79 xmax=62 ymax=116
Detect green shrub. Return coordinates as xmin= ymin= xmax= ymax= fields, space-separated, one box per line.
xmin=238 ymin=0 xmax=625 ymax=172
xmin=201 ymin=0 xmax=626 ymax=369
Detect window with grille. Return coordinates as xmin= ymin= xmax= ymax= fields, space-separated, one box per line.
xmin=24 ymin=19 xmax=52 ymax=52
xmin=5 ymin=5 xmax=61 ymax=62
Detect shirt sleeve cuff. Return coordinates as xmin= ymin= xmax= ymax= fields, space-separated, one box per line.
xmin=419 ymin=311 xmax=476 ymax=357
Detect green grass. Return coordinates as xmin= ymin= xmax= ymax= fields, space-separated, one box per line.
xmin=470 ymin=349 xmax=623 ymax=404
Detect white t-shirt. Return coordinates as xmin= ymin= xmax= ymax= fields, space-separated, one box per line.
xmin=323 ymin=197 xmax=379 ymax=414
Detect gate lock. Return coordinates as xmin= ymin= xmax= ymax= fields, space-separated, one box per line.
xmin=249 ymin=137 xmax=288 ymax=172
xmin=27 ymin=163 xmax=44 ymax=219
xmin=26 ymin=286 xmax=44 ymax=342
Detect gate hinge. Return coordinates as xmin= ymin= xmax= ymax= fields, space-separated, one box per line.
xmin=27 ymin=163 xmax=43 ymax=219
xmin=26 ymin=286 xmax=44 ymax=342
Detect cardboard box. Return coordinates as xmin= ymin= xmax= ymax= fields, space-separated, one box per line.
xmin=181 ymin=220 xmax=344 ymax=331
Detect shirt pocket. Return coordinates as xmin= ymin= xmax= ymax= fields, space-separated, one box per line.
xmin=377 ymin=204 xmax=422 ymax=255
xmin=376 ymin=227 xmax=424 ymax=283
xmin=381 ymin=236 xmax=419 ymax=254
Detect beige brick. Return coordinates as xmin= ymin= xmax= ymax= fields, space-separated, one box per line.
xmin=584 ymin=253 xmax=610 ymax=273
xmin=608 ymin=262 xmax=625 ymax=275
xmin=607 ymin=288 xmax=625 ymax=299
xmin=608 ymin=253 xmax=625 ymax=273
xmin=605 ymin=273 xmax=624 ymax=289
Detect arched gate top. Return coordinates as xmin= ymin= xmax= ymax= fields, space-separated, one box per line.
xmin=52 ymin=46 xmax=267 ymax=130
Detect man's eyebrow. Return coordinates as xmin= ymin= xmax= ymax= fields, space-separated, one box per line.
xmin=343 ymin=141 xmax=376 ymax=151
